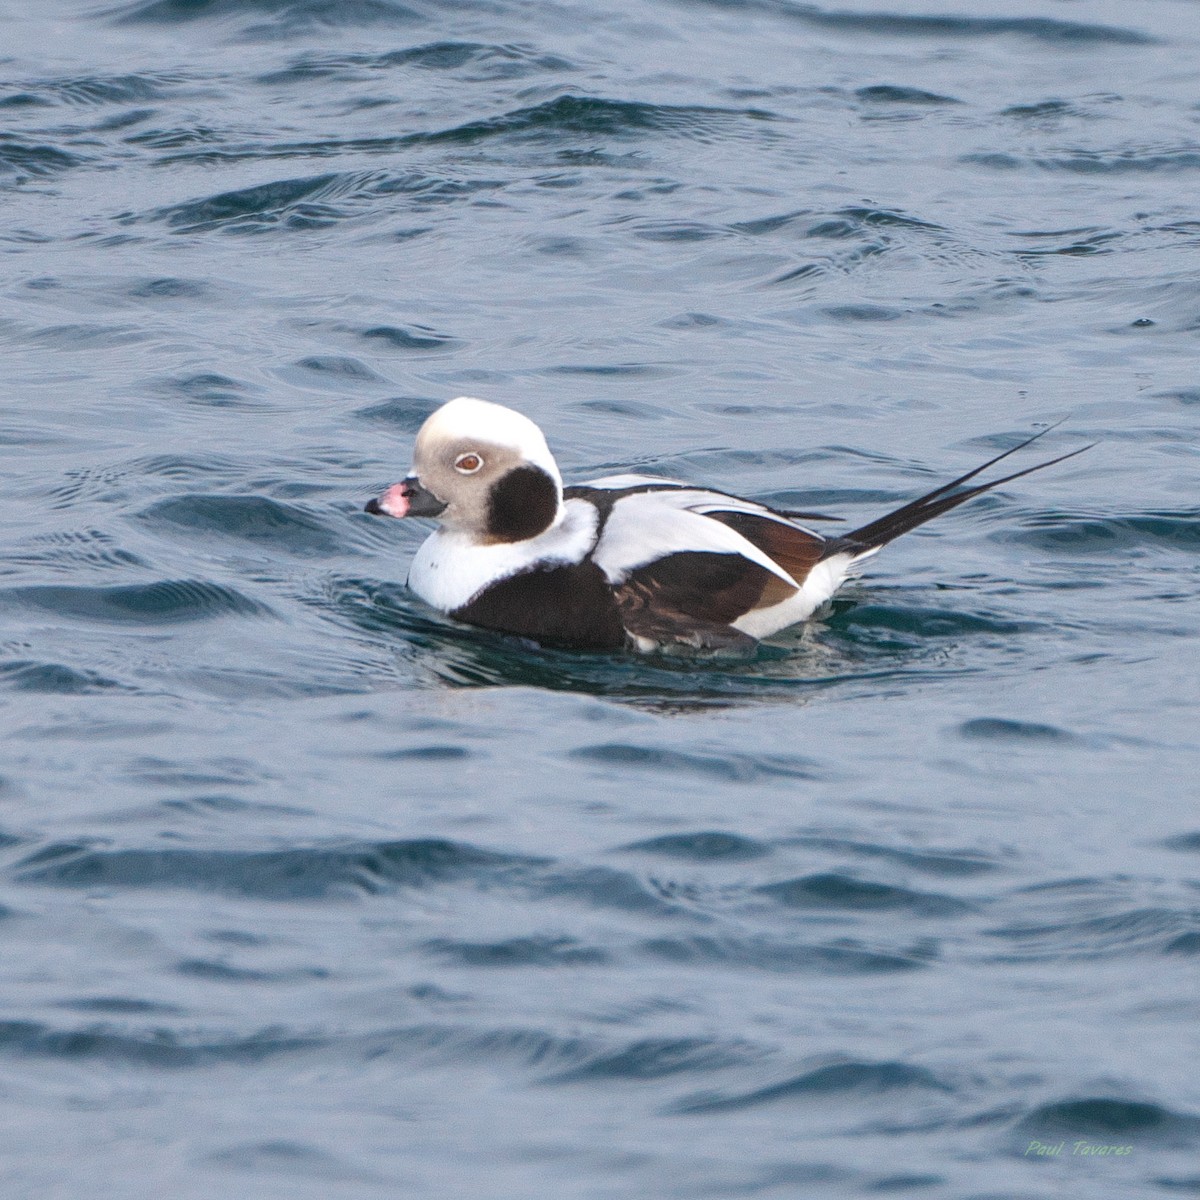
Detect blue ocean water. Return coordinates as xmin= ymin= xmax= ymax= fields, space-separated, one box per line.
xmin=2 ymin=0 xmax=1199 ymax=1195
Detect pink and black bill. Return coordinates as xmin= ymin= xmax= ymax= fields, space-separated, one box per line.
xmin=365 ymin=477 xmax=447 ymax=519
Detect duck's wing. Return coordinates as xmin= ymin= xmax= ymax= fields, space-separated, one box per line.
xmin=572 ymin=476 xmax=842 ymax=522
xmin=614 ymin=553 xmax=763 ymax=651
xmin=573 ymin=483 xmax=828 ymax=649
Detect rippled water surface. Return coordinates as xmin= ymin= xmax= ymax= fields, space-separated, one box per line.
xmin=3 ymin=1 xmax=1200 ymax=1196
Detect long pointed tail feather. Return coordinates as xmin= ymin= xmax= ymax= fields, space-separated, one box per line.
xmin=824 ymin=426 xmax=1093 ymax=559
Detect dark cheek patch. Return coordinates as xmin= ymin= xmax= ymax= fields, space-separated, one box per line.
xmin=486 ymin=465 xmax=559 ymax=542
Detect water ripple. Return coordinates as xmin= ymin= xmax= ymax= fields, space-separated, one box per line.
xmin=547 ymin=1037 xmax=764 ymax=1082
xmin=758 ymin=873 xmax=973 ymax=917
xmin=621 ymin=832 xmax=772 ymax=862
xmin=0 ymin=72 xmax=188 ymax=108
xmin=1004 ymin=509 xmax=1200 ymax=553
xmin=704 ymin=2 xmax=1155 ymax=46
xmin=258 ymin=42 xmax=576 ymax=85
xmin=0 ymin=1019 xmax=324 ymax=1066
xmin=569 ymin=743 xmax=823 ymax=783
xmin=0 ymin=580 xmax=271 ymax=624
xmin=1016 ymin=1098 xmax=1200 ymax=1145
xmin=138 ymin=495 xmax=347 ymax=557
xmin=0 ymin=660 xmax=129 ymax=695
xmin=422 ymin=934 xmax=610 ymax=968
xmin=673 ymin=1060 xmax=952 ymax=1114
xmin=966 ymin=148 xmax=1200 ymax=174
xmin=0 ymin=139 xmax=85 ymax=184
xmin=640 ymin=934 xmax=930 ymax=974
xmin=108 ymin=0 xmax=423 ymax=33
xmin=139 ymin=170 xmax=498 ymax=231
xmin=13 ymin=837 xmax=532 ymax=900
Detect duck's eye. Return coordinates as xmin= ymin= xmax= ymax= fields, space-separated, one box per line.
xmin=454 ymin=452 xmax=483 ymax=474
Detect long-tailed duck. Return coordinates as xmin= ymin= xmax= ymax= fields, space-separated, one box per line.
xmin=365 ymin=397 xmax=1088 ymax=652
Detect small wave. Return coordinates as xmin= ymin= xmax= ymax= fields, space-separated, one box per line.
xmin=621 ymin=832 xmax=771 ymax=862
xmin=122 ymin=755 xmax=266 ymax=788
xmin=0 ymin=73 xmax=185 ymax=108
xmin=6 ymin=527 xmax=145 ymax=574
xmin=174 ymin=958 xmax=329 ymax=983
xmin=569 ymin=743 xmax=822 ymax=783
xmin=1155 ymin=388 xmax=1200 ymax=406
xmin=1002 ymin=98 xmax=1081 ymax=120
xmin=536 ymin=864 xmax=688 ymax=916
xmin=983 ymin=906 xmax=1200 ymax=962
xmin=787 ymin=836 xmax=998 ymax=877
xmin=126 ymin=452 xmax=248 ymax=481
xmin=414 ymin=94 xmax=776 ymax=147
xmin=1163 ymin=832 xmax=1200 ymax=854
xmin=672 ymin=1059 xmax=951 ymax=1114
xmin=27 ymin=322 xmax=149 ymax=351
xmin=140 ymin=170 xmax=493 ymax=232
xmin=370 ymin=745 xmax=470 ymax=761
xmin=965 ymin=148 xmax=1200 ymax=174
xmin=140 ymin=494 xmax=346 ymax=558
xmin=629 ymin=220 xmax=726 ymax=243
xmin=0 ymin=139 xmax=84 ymax=184
xmin=57 ymin=996 xmax=184 ymax=1015
xmin=124 ymin=276 xmax=212 ymax=300
xmin=1164 ymin=933 xmax=1200 ymax=956
xmin=958 ymin=717 xmax=1082 ymax=744
xmin=1004 ymin=509 xmax=1200 ymax=554
xmin=259 ymin=42 xmax=575 ymax=85
xmin=822 ymin=303 xmax=903 ymax=322
xmin=751 ymin=205 xmax=991 ymax=289
xmin=640 ymin=934 xmax=929 ymax=974
xmin=758 ymin=873 xmax=973 ymax=917
xmin=769 ymin=5 xmax=1153 ymax=46
xmin=107 ymin=0 xmax=422 ymax=33
xmin=1016 ymin=1097 xmax=1200 ymax=1145
xmin=0 ymin=660 xmax=129 ymax=695
xmin=352 ymin=396 xmax=439 ymax=431
xmin=358 ymin=324 xmax=459 ymax=351
xmin=124 ymin=125 xmax=226 ymax=151
xmin=828 ymin=602 xmax=1033 ymax=640
xmin=205 ymin=1141 xmax=376 ymax=1184
xmin=13 ymin=837 xmax=532 ymax=900
xmin=290 ymin=355 xmax=383 ymax=383
xmin=100 ymin=793 xmax=308 ymax=824
xmin=1011 ymin=228 xmax=1123 ymax=257
xmin=0 ymin=580 xmax=271 ymax=624
xmin=855 ymin=85 xmax=962 ymax=106
xmin=0 ymin=1019 xmax=323 ymax=1067
xmin=547 ymin=1037 xmax=763 ymax=1082
xmin=422 ymin=934 xmax=609 ymax=968
xmin=812 ymin=206 xmax=944 ymax=237
xmin=151 ymin=372 xmax=265 ymax=407
xmin=549 ymin=362 xmax=674 ymax=378
xmin=144 ymin=171 xmax=376 ymax=231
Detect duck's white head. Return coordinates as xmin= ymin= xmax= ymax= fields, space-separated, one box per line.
xmin=365 ymin=397 xmax=563 ymax=543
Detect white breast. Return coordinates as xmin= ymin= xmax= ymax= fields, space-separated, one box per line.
xmin=408 ymin=498 xmax=600 ymax=613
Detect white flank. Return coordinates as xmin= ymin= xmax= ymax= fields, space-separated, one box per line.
xmin=733 ymin=551 xmax=856 ymax=638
